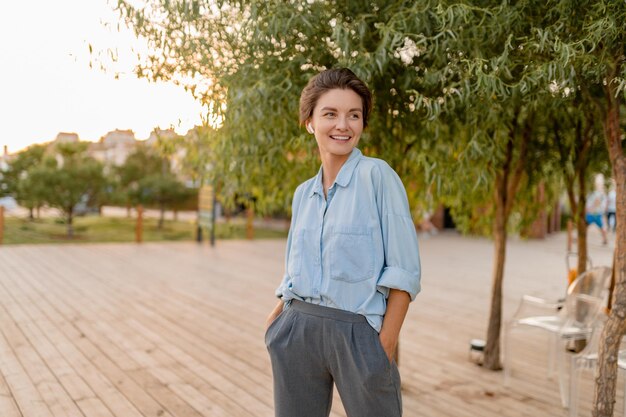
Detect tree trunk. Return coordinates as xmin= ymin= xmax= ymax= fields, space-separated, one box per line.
xmin=66 ymin=209 xmax=74 ymax=238
xmin=483 ymin=118 xmax=530 ymax=371
xmin=574 ymin=115 xmax=592 ymax=274
xmin=593 ymin=83 xmax=626 ymax=417
xmin=159 ymin=203 xmax=165 ymax=229
xmin=28 ymin=207 xmax=34 ymax=220
xmin=483 ymin=184 xmax=507 ymax=370
xmin=576 ymin=170 xmax=588 ymax=274
xmin=246 ymin=204 xmax=254 ymax=240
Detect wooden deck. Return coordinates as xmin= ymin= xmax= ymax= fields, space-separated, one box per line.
xmin=0 ymin=231 xmax=617 ymax=416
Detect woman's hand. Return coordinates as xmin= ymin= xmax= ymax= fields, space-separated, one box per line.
xmin=379 ymin=289 xmax=411 ymax=363
xmin=265 ymin=299 xmax=285 ymax=331
xmin=379 ymin=332 xmax=398 ymax=363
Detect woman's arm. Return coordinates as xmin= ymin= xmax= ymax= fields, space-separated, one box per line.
xmin=265 ymin=299 xmax=285 ymax=330
xmin=379 ymin=289 xmax=411 ymax=362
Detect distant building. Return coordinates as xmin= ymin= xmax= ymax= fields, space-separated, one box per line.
xmin=145 ymin=128 xmax=178 ymax=146
xmin=54 ymin=132 xmax=80 ymax=144
xmin=102 ymin=129 xmax=136 ymax=147
xmin=90 ymin=129 xmax=138 ymax=166
xmin=0 ymin=145 xmax=9 ymax=172
xmin=145 ymin=128 xmax=188 ymax=177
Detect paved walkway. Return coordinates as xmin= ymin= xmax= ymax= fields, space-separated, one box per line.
xmin=0 ymin=229 xmax=617 ymax=416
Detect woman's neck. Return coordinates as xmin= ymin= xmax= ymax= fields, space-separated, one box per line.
xmin=320 ymin=150 xmax=352 ymax=197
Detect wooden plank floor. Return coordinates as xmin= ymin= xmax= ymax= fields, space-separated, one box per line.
xmin=0 ymin=230 xmax=617 ymax=417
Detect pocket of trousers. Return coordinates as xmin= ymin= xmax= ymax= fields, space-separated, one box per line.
xmin=372 ymin=331 xmax=393 ymax=370
xmin=264 ymin=308 xmax=287 ymax=344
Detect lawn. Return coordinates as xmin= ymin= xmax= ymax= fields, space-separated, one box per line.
xmin=1 ymin=215 xmax=288 ymax=245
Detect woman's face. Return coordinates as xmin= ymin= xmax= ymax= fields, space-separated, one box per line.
xmin=309 ymin=88 xmax=364 ymax=162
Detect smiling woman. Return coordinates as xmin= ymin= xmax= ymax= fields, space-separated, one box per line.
xmin=0 ymin=0 xmax=205 ymax=153
xmin=264 ymin=68 xmax=422 ymax=417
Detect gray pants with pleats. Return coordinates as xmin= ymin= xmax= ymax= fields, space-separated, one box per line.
xmin=265 ymin=299 xmax=402 ymax=417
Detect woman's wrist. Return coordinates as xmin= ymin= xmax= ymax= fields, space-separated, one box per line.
xmin=266 ymin=299 xmax=285 ymax=328
xmin=379 ymin=329 xmax=399 ymax=360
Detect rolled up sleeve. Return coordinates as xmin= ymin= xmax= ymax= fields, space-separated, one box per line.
xmin=275 ymin=185 xmax=303 ymax=299
xmin=374 ymin=164 xmax=421 ymax=300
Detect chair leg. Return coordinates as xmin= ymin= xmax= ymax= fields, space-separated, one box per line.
xmin=549 ymin=332 xmax=558 ymax=379
xmin=557 ymin=338 xmax=569 ymax=408
xmin=504 ymin=324 xmax=512 ymax=386
xmin=569 ymin=356 xmax=581 ymax=417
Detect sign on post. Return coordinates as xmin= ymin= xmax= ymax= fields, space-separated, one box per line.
xmin=199 ymin=185 xmax=216 ymax=246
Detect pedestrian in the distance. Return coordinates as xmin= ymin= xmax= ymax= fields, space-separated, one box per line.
xmin=586 ymin=186 xmax=608 ymax=245
xmin=607 ymin=180 xmax=617 ymax=233
xmin=264 ymin=68 xmax=421 ymax=417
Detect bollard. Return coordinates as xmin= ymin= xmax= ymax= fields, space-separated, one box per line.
xmin=136 ymin=205 xmax=143 ymax=243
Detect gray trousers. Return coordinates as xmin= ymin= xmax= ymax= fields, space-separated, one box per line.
xmin=265 ymin=300 xmax=402 ymax=417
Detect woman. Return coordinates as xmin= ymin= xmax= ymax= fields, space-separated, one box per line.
xmin=265 ymin=68 xmax=421 ymax=417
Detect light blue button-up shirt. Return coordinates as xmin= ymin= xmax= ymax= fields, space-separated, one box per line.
xmin=276 ymin=148 xmax=421 ymax=332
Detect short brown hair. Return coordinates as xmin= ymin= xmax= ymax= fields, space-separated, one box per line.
xmin=299 ymin=68 xmax=373 ymax=128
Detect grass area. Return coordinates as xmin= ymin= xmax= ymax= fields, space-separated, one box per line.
xmin=1 ymin=215 xmax=288 ymax=245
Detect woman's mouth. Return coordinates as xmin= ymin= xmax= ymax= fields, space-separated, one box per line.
xmin=330 ymin=135 xmax=351 ymax=141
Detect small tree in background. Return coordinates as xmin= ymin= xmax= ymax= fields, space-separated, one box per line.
xmin=27 ymin=142 xmax=105 ymax=237
xmin=2 ymin=144 xmax=47 ymax=219
xmin=131 ymin=172 xmax=191 ymax=229
xmin=115 ymin=145 xmax=164 ymax=215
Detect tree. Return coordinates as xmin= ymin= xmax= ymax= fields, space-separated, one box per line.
xmin=28 ymin=142 xmax=106 ymax=237
xmin=547 ymin=2 xmax=626 ymax=414
xmin=550 ymin=98 xmax=609 ymax=274
xmin=115 ymin=144 xmax=164 ymax=214
xmin=2 ymin=144 xmax=47 ymax=219
xmin=131 ymin=172 xmax=191 ymax=228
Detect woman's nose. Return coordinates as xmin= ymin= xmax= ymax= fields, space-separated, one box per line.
xmin=336 ymin=116 xmax=349 ymax=130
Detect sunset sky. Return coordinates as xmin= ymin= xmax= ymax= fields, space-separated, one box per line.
xmin=0 ymin=0 xmax=206 ymax=154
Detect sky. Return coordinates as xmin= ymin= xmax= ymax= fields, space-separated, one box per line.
xmin=0 ymin=0 xmax=206 ymax=154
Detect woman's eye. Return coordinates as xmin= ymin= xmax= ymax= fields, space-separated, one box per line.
xmin=349 ymin=113 xmax=361 ymax=119
xmin=324 ymin=112 xmax=336 ymax=117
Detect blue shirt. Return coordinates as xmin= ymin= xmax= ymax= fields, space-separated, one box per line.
xmin=276 ymin=148 xmax=421 ymax=332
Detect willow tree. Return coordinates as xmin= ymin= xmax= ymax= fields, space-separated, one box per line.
xmin=541 ymin=1 xmax=626 ymax=414
xmin=415 ymin=1 xmax=573 ymax=369
xmin=518 ymin=1 xmax=626 ymax=412
xmin=549 ymin=97 xmax=609 ymax=274
xmin=112 ymin=0 xmax=482 ymax=212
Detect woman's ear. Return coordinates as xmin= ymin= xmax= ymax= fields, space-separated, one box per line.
xmin=306 ymin=123 xmax=314 ymax=134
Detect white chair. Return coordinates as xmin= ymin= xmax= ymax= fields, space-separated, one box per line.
xmin=504 ymin=266 xmax=612 ymax=407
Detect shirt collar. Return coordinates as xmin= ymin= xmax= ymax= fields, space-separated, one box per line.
xmin=309 ymin=148 xmax=362 ymax=198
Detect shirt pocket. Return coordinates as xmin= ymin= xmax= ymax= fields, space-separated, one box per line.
xmin=287 ymin=229 xmax=305 ymax=278
xmin=329 ymin=225 xmax=375 ymax=283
